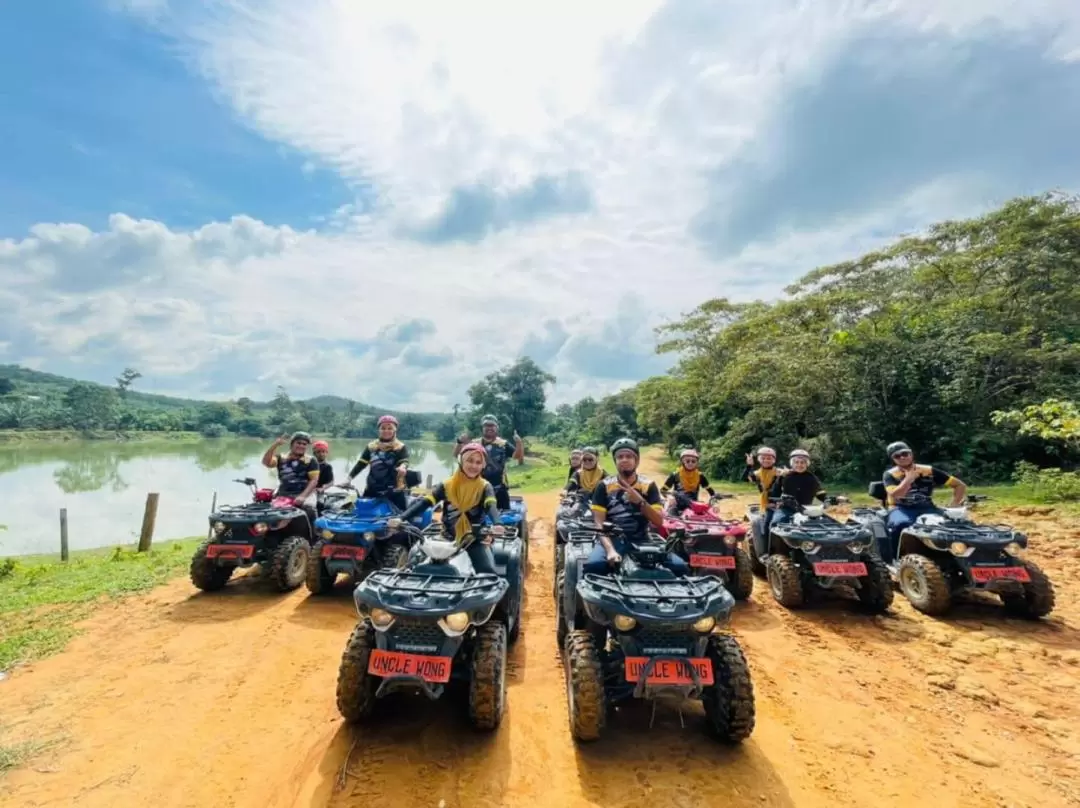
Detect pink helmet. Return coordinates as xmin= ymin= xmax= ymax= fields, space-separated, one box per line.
xmin=679 ymin=448 xmax=700 ymax=461
xmin=377 ymin=415 xmax=398 ymax=427
xmin=458 ymin=442 xmax=488 ymax=463
xmin=312 ymin=440 xmax=329 ymax=451
xmin=756 ymin=446 xmax=776 ymax=458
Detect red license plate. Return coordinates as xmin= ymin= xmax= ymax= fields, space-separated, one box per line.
xmin=206 ymin=544 xmax=254 ymax=560
xmin=367 ymin=649 xmax=452 ymax=683
xmin=321 ymin=544 xmax=366 ymax=560
xmin=812 ymin=561 xmax=867 ymax=577
xmin=970 ymin=565 xmax=1030 ymax=583
xmin=689 ymin=553 xmax=736 ymax=570
xmin=624 ymin=657 xmax=714 ymax=686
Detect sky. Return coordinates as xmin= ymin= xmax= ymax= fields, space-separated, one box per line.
xmin=1 ymin=0 xmax=1079 ymax=410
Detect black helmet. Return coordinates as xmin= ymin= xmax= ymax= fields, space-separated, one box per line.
xmin=581 ymin=445 xmax=599 ymax=457
xmin=481 ymin=414 xmax=499 ymax=427
xmin=290 ymin=431 xmax=312 ymax=444
xmin=610 ymin=437 xmax=640 ymax=458
xmin=886 ymin=441 xmax=911 ymax=458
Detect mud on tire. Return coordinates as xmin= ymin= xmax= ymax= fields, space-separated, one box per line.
xmin=269 ymin=535 xmax=310 ymax=592
xmin=564 ymin=630 xmax=605 ymax=742
xmin=468 ymin=621 xmax=508 ymax=731
xmin=1001 ymin=559 xmax=1056 ymax=619
xmin=702 ymin=633 xmax=756 ymax=743
xmin=555 ymin=568 xmax=568 ymax=651
xmin=553 ymin=543 xmax=565 ymax=598
xmin=189 ymin=540 xmax=234 ymax=592
xmin=506 ymin=565 xmax=523 ymax=646
xmin=727 ymin=547 xmax=755 ymax=601
xmin=856 ymin=556 xmax=894 ymax=614
xmin=336 ymin=621 xmax=378 ymax=722
xmin=305 ymin=540 xmax=335 ymax=595
xmin=897 ymin=553 xmax=952 ymax=615
xmin=766 ymin=555 xmax=804 ymax=608
xmin=747 ymin=520 xmax=767 ymax=578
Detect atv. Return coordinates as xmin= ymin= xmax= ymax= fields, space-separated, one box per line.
xmin=485 ymin=494 xmax=530 ymax=569
xmin=190 ymin=477 xmax=316 ymax=593
xmin=553 ymin=492 xmax=599 ymax=597
xmin=661 ymin=495 xmax=753 ymax=601
xmin=849 ymin=484 xmax=1055 ymax=618
xmin=563 ymin=524 xmax=755 ymax=743
xmin=759 ymin=495 xmax=893 ymax=613
xmin=553 ymin=524 xmax=605 ymax=649
xmin=306 ymin=484 xmax=435 ymax=595
xmin=335 ymin=528 xmax=509 ymax=730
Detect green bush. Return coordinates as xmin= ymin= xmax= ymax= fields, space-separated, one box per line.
xmin=1012 ymin=461 xmax=1080 ymax=502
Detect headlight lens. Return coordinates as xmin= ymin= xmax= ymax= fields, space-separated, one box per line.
xmin=369 ymin=608 xmax=394 ymax=627
xmin=800 ymin=541 xmax=817 ymax=552
xmin=443 ymin=612 xmax=470 ymax=632
xmin=847 ymin=542 xmax=866 ymax=555
xmin=613 ymin=614 xmax=637 ymax=632
xmin=363 ymin=531 xmax=376 ymax=541
xmin=1005 ymin=541 xmax=1022 ymax=557
xmin=320 ymin=529 xmax=334 ymax=539
xmin=253 ymin=522 xmax=269 ymax=535
xmin=949 ymin=541 xmax=967 ymax=556
xmin=213 ymin=521 xmax=226 ymax=533
xmin=723 ymin=535 xmax=737 ymax=547
xmin=693 ymin=616 xmax=716 ymax=634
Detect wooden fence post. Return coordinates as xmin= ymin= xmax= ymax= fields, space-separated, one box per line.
xmin=425 ymin=474 xmax=433 ymax=490
xmin=60 ymin=508 xmax=69 ymax=562
xmin=206 ymin=490 xmax=217 ymax=541
xmin=137 ymin=493 xmax=160 ymax=552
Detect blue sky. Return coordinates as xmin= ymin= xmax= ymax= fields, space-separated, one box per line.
xmin=1 ymin=0 xmax=1078 ymax=409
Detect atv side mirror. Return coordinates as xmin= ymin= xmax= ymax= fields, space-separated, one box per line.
xmin=234 ymin=477 xmax=257 ymax=487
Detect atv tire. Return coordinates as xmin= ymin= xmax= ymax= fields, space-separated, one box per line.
xmin=766 ymin=555 xmax=804 ymax=608
xmin=856 ymin=556 xmax=894 ymax=614
xmin=189 ymin=540 xmax=234 ymax=592
xmin=702 ymin=633 xmax=756 ymax=743
xmin=336 ymin=621 xmax=377 ymax=722
xmin=727 ymin=547 xmax=755 ymax=601
xmin=555 ymin=568 xmax=568 ymax=651
xmin=1001 ymin=559 xmax=1056 ymax=619
xmin=564 ymin=629 xmax=605 ymax=741
xmin=378 ymin=542 xmax=409 ymax=571
xmin=747 ymin=520 xmax=767 ymax=578
xmin=897 ymin=553 xmax=952 ymax=615
xmin=269 ymin=535 xmax=310 ymax=592
xmin=305 ymin=541 xmax=335 ymax=595
xmin=553 ymin=543 xmax=565 ymax=598
xmin=468 ymin=621 xmax=508 ymax=731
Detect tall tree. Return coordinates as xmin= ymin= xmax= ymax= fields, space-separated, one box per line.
xmin=114 ymin=367 xmax=142 ymax=398
xmin=64 ymin=383 xmax=119 ymax=431
xmin=468 ymin=357 xmax=555 ymax=436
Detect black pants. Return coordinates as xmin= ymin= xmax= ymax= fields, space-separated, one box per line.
xmin=492 ymin=484 xmax=511 ymax=511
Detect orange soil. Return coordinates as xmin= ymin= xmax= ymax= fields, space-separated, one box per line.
xmin=2 ymin=460 xmax=1079 ymax=807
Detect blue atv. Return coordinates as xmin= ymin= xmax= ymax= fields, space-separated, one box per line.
xmin=484 ymin=494 xmax=529 ymax=570
xmin=306 ymin=485 xmax=434 ymax=596
xmin=562 ymin=524 xmax=756 ymax=744
xmin=335 ymin=528 xmax=510 ymax=730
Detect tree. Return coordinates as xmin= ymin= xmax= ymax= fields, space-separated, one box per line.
xmin=468 ymin=357 xmax=555 ymax=436
xmin=235 ymin=397 xmax=255 ymax=415
xmin=992 ymin=399 xmax=1080 ymax=457
xmin=115 ymin=367 xmax=142 ymax=398
xmin=0 ymin=378 xmax=14 ymax=396
xmin=270 ymin=386 xmax=294 ymax=426
xmin=64 ymin=383 xmax=119 ymax=431
xmin=197 ymin=402 xmax=236 ymax=431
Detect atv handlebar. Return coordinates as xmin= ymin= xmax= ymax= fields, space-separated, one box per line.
xmin=233 ymin=477 xmax=257 ymax=487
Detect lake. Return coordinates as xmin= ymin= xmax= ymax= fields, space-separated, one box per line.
xmin=0 ymin=438 xmax=460 ymax=557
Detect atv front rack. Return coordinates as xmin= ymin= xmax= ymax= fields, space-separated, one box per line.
xmin=358 ymin=568 xmax=508 ymax=615
xmin=579 ymin=573 xmax=728 ymax=623
xmin=210 ymin=503 xmax=301 ymax=523
xmin=771 ymin=519 xmax=861 ymax=543
xmin=907 ymin=521 xmax=1018 ymax=544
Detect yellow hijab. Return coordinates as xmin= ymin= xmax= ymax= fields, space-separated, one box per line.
xmin=678 ymin=467 xmax=701 ymax=493
xmin=443 ymin=467 xmax=488 ymax=543
xmin=577 ymin=465 xmax=606 ymax=493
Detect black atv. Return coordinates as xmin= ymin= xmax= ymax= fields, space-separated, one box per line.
xmin=760 ymin=495 xmax=893 ymax=613
xmin=562 ymin=524 xmax=755 ymax=744
xmin=335 ymin=528 xmax=509 ymax=730
xmin=190 ymin=478 xmax=316 ymax=592
xmin=553 ymin=525 xmax=606 ymax=650
xmin=850 ymin=484 xmax=1055 ymax=618
xmin=553 ymin=492 xmax=598 ymax=598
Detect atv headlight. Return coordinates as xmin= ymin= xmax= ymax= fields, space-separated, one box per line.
xmin=442 ymin=612 xmax=470 ymax=633
xmin=800 ymin=541 xmax=817 ymax=552
xmin=693 ymin=616 xmax=716 ymax=634
xmin=613 ymin=614 xmax=637 ymax=632
xmin=1005 ymin=541 xmax=1022 ymax=557
xmin=320 ymin=529 xmax=334 ymax=539
xmin=253 ymin=522 xmax=269 ymax=535
xmin=213 ymin=521 xmax=226 ymax=534
xmin=847 ymin=542 xmax=866 ymax=555
xmin=369 ymin=608 xmax=394 ymax=628
xmin=949 ymin=541 xmax=967 ymax=556
xmin=723 ymin=535 xmax=738 ymax=547
xmin=363 ymin=531 xmax=376 ymax=541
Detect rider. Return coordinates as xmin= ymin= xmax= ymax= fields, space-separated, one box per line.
xmin=475 ymin=414 xmax=524 ymax=510
xmin=390 ymin=442 xmax=505 ymax=575
xmin=769 ymin=449 xmax=827 ymax=529
xmin=313 ymin=440 xmax=334 ymax=489
xmin=744 ymin=446 xmax=784 ymax=533
xmin=261 ymin=431 xmax=320 ymax=522
xmin=661 ymin=448 xmax=719 ymax=512
xmin=881 ymin=441 xmax=967 ymax=561
xmin=565 ymin=446 xmax=607 ymax=497
xmin=567 ymin=448 xmax=583 ymax=482
xmin=344 ymin=415 xmax=411 ymax=510
xmin=582 ymin=438 xmax=690 ymax=576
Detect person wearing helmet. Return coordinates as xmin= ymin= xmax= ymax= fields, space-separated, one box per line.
xmin=261 ymin=431 xmax=321 ymax=520
xmin=768 ymin=449 xmax=827 ymax=529
xmin=565 ymin=446 xmax=607 ymax=497
xmin=344 ymin=415 xmax=411 ymax=510
xmin=880 ymin=441 xmax=966 ymax=561
xmin=567 ymin=448 xmax=584 ymax=482
xmin=661 ymin=448 xmax=719 ymax=512
xmin=583 ymin=438 xmax=690 ymax=576
xmin=744 ymin=445 xmax=785 ymax=537
xmin=475 ymin=414 xmax=524 ymax=510
xmin=312 ymin=440 xmax=334 ymax=489
xmin=389 ymin=442 xmax=505 ymax=574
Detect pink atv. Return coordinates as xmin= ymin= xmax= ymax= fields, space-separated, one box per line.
xmin=662 ymin=499 xmax=754 ymax=601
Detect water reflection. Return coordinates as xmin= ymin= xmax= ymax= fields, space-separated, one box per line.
xmin=0 ymin=439 xmax=458 ymax=557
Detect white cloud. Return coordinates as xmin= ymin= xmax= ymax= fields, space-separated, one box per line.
xmin=5 ymin=0 xmax=1079 ymax=409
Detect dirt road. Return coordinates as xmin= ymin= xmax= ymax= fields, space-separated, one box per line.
xmin=2 ymin=471 xmax=1079 ymax=807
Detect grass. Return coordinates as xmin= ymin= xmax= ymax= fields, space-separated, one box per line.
xmin=0 ymin=429 xmax=204 ymax=444
xmin=0 ymin=537 xmax=201 ymax=671
xmin=507 ymin=441 xmax=570 ymax=494
xmin=0 ymin=736 xmax=66 ymax=775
